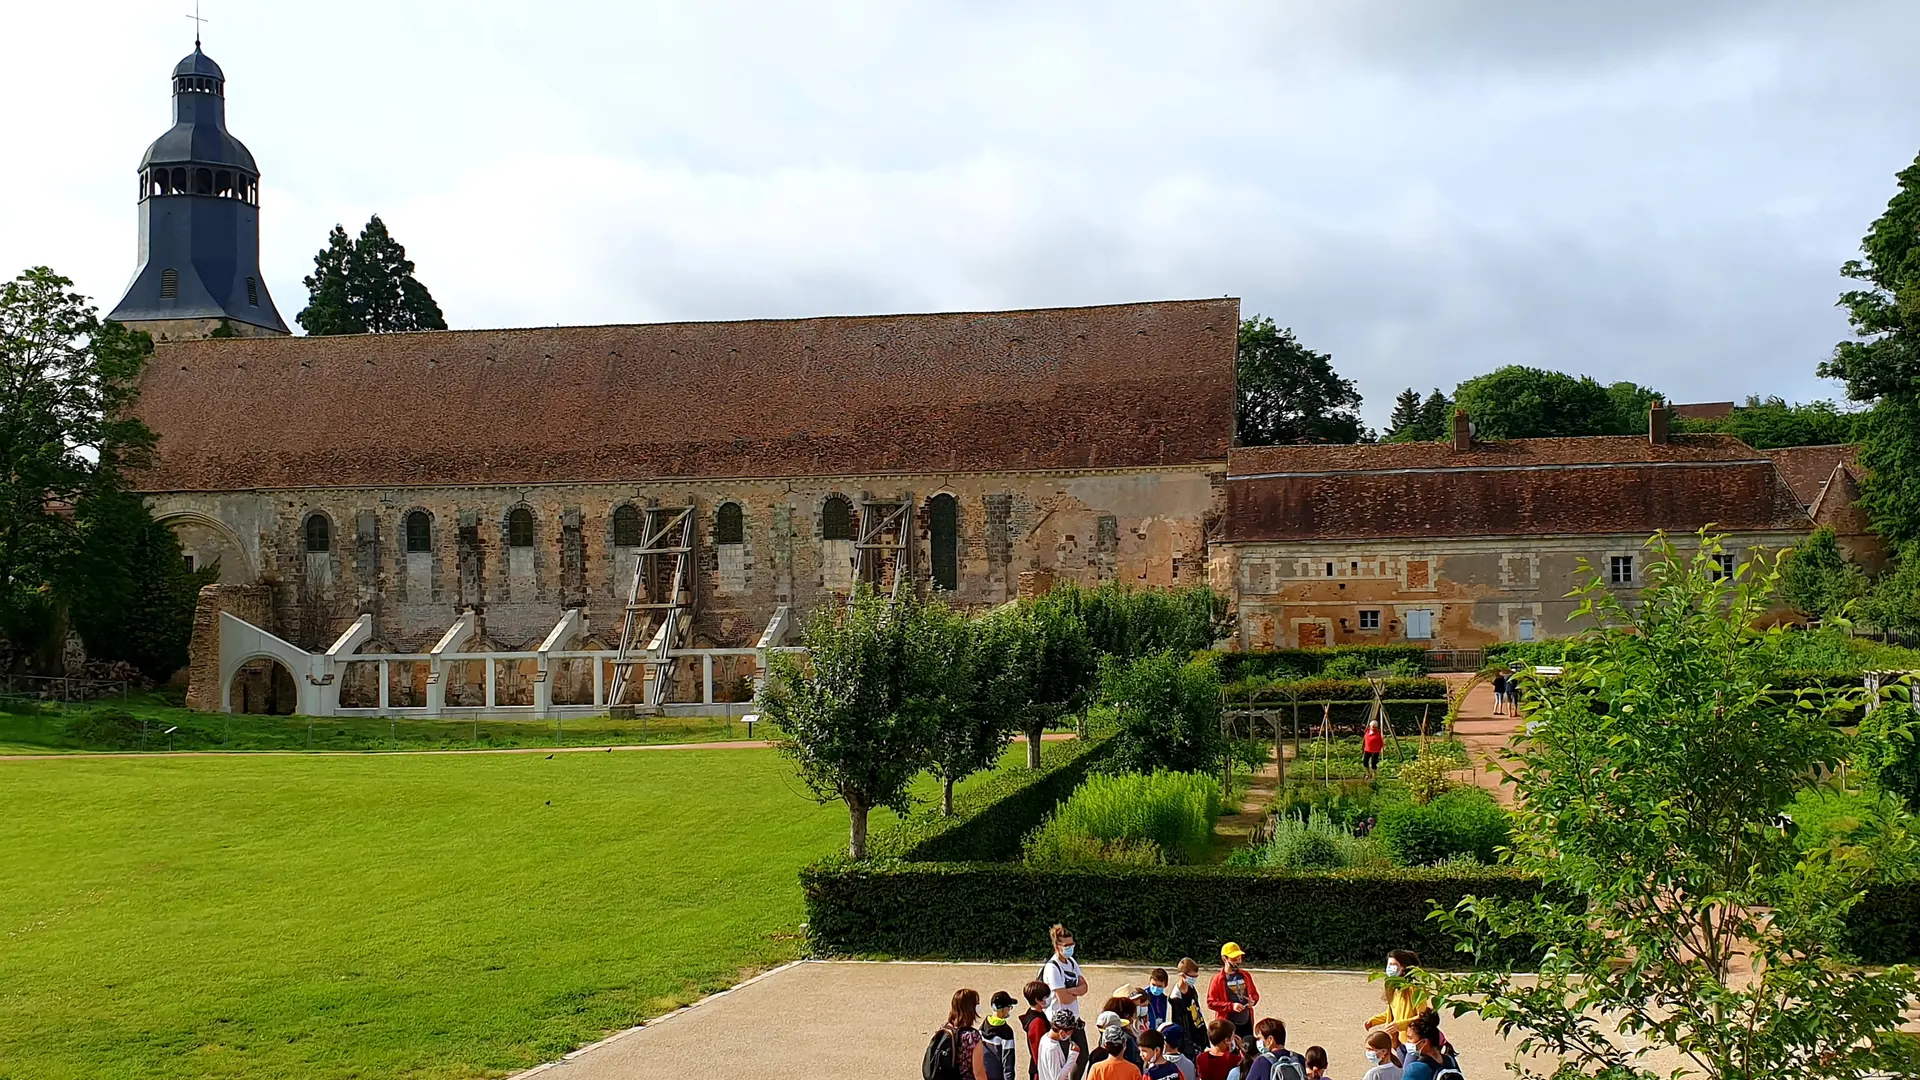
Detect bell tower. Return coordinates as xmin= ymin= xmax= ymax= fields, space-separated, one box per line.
xmin=109 ymin=41 xmax=288 ymax=340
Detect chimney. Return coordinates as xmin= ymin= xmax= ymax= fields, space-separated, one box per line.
xmin=1451 ymin=408 xmax=1472 ymax=452
xmin=1649 ymin=399 xmax=1670 ymax=446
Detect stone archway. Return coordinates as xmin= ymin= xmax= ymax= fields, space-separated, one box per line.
xmin=229 ymin=656 xmax=297 ymax=715
xmin=153 ymin=508 xmax=256 ymax=583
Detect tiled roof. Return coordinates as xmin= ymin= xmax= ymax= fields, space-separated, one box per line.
xmin=130 ymin=299 xmax=1237 ymax=491
xmin=1761 ymin=444 xmax=1860 ymax=508
xmin=1224 ymin=435 xmax=1812 ymax=543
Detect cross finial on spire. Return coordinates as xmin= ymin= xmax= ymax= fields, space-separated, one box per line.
xmin=186 ymin=1 xmax=208 ymax=48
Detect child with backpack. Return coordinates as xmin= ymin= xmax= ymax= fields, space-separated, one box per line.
xmin=1398 ymin=1010 xmax=1462 ymax=1080
xmin=1142 ymin=969 xmax=1173 ymax=1033
xmin=924 ymin=988 xmax=989 ymax=1080
xmin=1243 ymin=1018 xmax=1306 ymax=1080
xmin=1168 ymin=960 xmax=1207 ymax=1056
xmin=1021 ymin=981 xmax=1054 ymax=1079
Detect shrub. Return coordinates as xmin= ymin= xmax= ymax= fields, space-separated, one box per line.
xmin=800 ymin=860 xmax=1550 ymax=966
xmin=63 ymin=708 xmax=146 ymax=749
xmin=1857 ymin=701 xmax=1920 ymax=810
xmin=1272 ymin=780 xmax=1382 ymax=830
xmin=1786 ymin=782 xmax=1919 ymax=882
xmin=1219 ymin=645 xmax=1430 ymax=683
xmin=1099 ymin=651 xmax=1225 ymax=775
xmin=1236 ymin=812 xmax=1388 ymax=870
xmin=1374 ymin=788 xmax=1510 ymax=866
xmin=1024 ymin=771 xmax=1222 ymax=866
xmin=1395 ymin=754 xmax=1459 ymax=805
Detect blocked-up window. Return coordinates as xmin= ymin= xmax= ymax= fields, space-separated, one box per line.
xmin=821 ymin=496 xmax=853 ymax=541
xmin=716 ymin=502 xmax=745 ymax=545
xmin=508 ymin=508 xmax=535 ymax=548
xmin=1610 ymin=555 xmax=1634 ymax=585
xmin=405 ymin=511 xmax=432 ymax=553
xmin=612 ymin=504 xmax=643 ymax=547
xmin=303 ymin=513 xmax=330 ymax=552
xmin=930 ymin=494 xmax=958 ymax=592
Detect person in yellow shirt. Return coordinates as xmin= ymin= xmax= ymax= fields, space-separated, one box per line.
xmin=1363 ymin=950 xmax=1426 ymax=1055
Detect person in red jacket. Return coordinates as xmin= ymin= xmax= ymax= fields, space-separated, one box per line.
xmin=1207 ymin=942 xmax=1259 ymax=1045
xmin=1362 ymin=720 xmax=1385 ymax=776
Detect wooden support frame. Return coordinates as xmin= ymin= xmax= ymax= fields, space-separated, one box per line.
xmin=851 ymin=493 xmax=914 ymax=602
xmin=609 ymin=501 xmax=697 ymax=708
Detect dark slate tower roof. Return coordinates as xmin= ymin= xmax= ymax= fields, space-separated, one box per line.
xmin=110 ymin=45 xmax=288 ymax=335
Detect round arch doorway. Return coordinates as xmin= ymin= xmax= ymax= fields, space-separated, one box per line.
xmin=230 ymin=657 xmax=298 ymax=715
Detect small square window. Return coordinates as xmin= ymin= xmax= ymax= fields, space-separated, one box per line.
xmin=1359 ymin=609 xmax=1380 ymax=630
xmin=1610 ymin=555 xmax=1634 ymax=585
xmin=1712 ymin=553 xmax=1736 ymax=580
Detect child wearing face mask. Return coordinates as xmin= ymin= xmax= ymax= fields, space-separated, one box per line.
xmin=1141 ymin=969 xmax=1173 ymax=1033
xmin=1169 ymin=959 xmax=1206 ymax=1057
xmin=1362 ymin=1031 xmax=1401 ymax=1080
xmin=1040 ymin=1010 xmax=1084 ymax=1080
xmin=982 ymin=991 xmax=1020 ymax=1080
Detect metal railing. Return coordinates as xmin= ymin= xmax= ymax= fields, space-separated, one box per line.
xmin=2 ymin=674 xmax=132 ymax=703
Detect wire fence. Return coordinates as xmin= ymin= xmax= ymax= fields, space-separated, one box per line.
xmin=2 ymin=674 xmax=132 ymax=703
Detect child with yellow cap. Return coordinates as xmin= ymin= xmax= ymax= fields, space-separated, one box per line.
xmin=1206 ymin=942 xmax=1260 ymax=1047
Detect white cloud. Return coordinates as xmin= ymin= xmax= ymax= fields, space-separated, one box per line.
xmin=3 ymin=0 xmax=1916 ymax=427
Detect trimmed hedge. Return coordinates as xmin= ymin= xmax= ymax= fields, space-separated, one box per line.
xmin=870 ymin=736 xmax=1117 ymax=862
xmin=1219 ymin=646 xmax=1431 ymax=683
xmin=801 ymin=861 xmax=1547 ymax=966
xmin=1845 ymin=881 xmax=1920 ymax=964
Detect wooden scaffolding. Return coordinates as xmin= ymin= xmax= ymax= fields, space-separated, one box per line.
xmin=852 ymin=493 xmax=915 ymax=601
xmin=608 ymin=501 xmax=696 ymax=708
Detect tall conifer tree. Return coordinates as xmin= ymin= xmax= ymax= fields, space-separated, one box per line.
xmin=296 ymin=215 xmax=447 ymax=335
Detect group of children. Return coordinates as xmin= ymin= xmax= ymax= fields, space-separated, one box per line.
xmin=930 ymin=929 xmax=1459 ymax=1080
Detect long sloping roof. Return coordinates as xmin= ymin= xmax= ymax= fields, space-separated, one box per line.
xmin=1225 ymin=435 xmax=1813 ymax=543
xmin=130 ymin=299 xmax=1238 ymax=491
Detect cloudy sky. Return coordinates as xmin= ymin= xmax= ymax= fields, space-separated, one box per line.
xmin=6 ymin=1 xmax=1917 ymax=427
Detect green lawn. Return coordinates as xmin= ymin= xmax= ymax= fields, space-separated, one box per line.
xmin=0 ymin=748 xmax=920 ymax=1079
xmin=0 ymin=693 xmax=758 ymax=755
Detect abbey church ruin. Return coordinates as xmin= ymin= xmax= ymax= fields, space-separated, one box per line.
xmin=108 ymin=44 xmax=1863 ymax=719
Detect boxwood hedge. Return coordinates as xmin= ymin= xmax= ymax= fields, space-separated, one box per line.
xmin=870 ymin=735 xmax=1117 ymax=862
xmin=801 ymin=861 xmax=1548 ymax=966
xmin=1219 ymin=646 xmax=1432 ymax=683
xmin=1844 ymin=880 xmax=1920 ymax=965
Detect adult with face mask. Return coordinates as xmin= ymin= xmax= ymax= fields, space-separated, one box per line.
xmin=1206 ymin=942 xmax=1260 ymax=1047
xmin=1363 ymin=950 xmax=1426 ymax=1056
xmin=1040 ymin=925 xmax=1092 ymax=1079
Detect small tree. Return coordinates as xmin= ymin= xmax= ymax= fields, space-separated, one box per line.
xmin=1098 ymin=650 xmax=1226 ymax=775
xmin=1385 ymin=388 xmax=1424 ymax=440
xmin=762 ymin=586 xmax=943 ymax=858
xmin=1417 ymin=533 xmax=1920 ymax=1080
xmin=922 ymin=597 xmax=1012 ymax=815
xmin=1865 ymin=541 xmax=1920 ymax=635
xmin=1781 ymin=526 xmax=1868 ymax=621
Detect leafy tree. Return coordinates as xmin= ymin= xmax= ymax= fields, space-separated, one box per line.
xmin=1781 ymin=526 xmax=1868 ymax=621
xmin=1384 ymin=388 xmax=1423 ymax=441
xmin=1857 ymin=396 xmax=1920 ymax=545
xmin=297 ymin=215 xmax=447 ymax=335
xmin=1097 ymin=650 xmax=1226 ymax=775
xmin=922 ymin=597 xmax=1013 ymax=815
xmin=1604 ymin=380 xmax=1664 ymax=435
xmin=1235 ymin=317 xmax=1367 ymax=445
xmin=1865 ymin=542 xmax=1920 ymax=635
xmin=0 ymin=268 xmax=154 ymax=664
xmin=1819 ymin=150 xmax=1920 ymax=403
xmin=1673 ymin=396 xmax=1865 ymax=449
xmin=762 ymin=586 xmax=949 ymax=858
xmin=998 ymin=596 xmax=1095 ymax=769
xmin=1857 ymin=699 xmax=1920 ymax=811
xmin=1450 ymin=365 xmax=1624 ymax=440
xmin=67 ymin=486 xmax=218 ymax=680
xmin=1417 ymin=533 xmax=1920 ymax=1080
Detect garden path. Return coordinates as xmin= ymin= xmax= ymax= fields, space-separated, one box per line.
xmin=1212 ymin=755 xmax=1282 ymax=858
xmin=1440 ymin=674 xmax=1524 ymax=805
xmin=512 ymin=960 xmax=1683 ymax=1080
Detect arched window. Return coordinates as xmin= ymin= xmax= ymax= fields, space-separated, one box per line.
xmin=611 ymin=504 xmax=643 ymax=547
xmin=508 ymin=507 xmax=535 ymax=548
xmin=215 ymin=170 xmax=232 ymax=195
xmin=194 ymin=168 xmax=213 ymax=194
xmin=303 ymin=513 xmax=330 ymax=553
xmin=821 ymin=496 xmax=853 ymax=541
xmin=716 ymin=502 xmax=744 ymax=545
xmin=405 ymin=511 xmax=432 ymax=553
xmin=930 ymin=494 xmax=958 ymax=592
xmin=159 ymin=268 xmax=179 ymax=299
xmin=170 ymin=167 xmax=186 ymax=192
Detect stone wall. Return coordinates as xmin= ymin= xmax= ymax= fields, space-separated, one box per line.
xmin=152 ymin=465 xmax=1224 ymax=656
xmin=1215 ymin=531 xmax=1804 ymax=650
xmin=183 ymin=582 xmax=274 ymax=710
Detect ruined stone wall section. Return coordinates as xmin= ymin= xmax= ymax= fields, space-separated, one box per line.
xmin=160 ymin=466 xmax=1222 ymax=657
xmin=183 ymin=582 xmax=274 ymax=711
xmin=1220 ymin=530 xmax=1803 ymax=650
